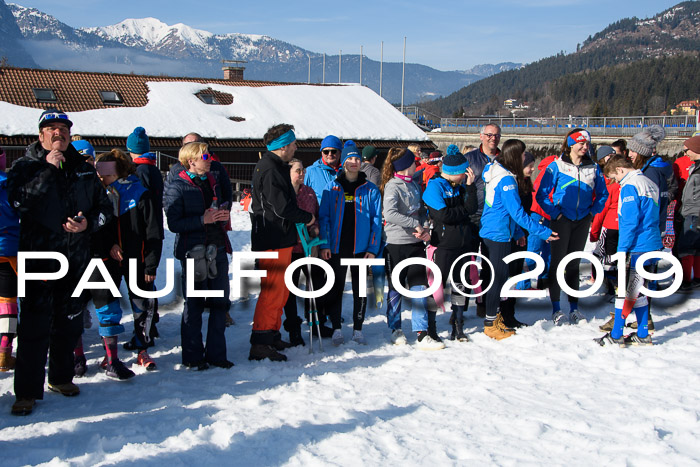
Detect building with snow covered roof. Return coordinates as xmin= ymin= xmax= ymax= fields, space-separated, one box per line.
xmin=0 ymin=66 xmax=433 ymax=181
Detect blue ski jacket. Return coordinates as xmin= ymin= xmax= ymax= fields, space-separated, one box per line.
xmin=641 ymin=155 xmax=675 ymax=234
xmin=480 ymin=161 xmax=553 ymax=243
xmin=319 ymin=172 xmax=382 ymax=255
xmin=304 ymin=158 xmax=339 ymax=202
xmin=617 ymin=170 xmax=663 ymax=253
xmin=535 ymin=154 xmax=608 ymax=221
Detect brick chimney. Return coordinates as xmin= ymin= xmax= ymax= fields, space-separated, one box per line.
xmin=222 ymin=60 xmax=246 ymax=81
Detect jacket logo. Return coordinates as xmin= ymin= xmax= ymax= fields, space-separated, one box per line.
xmin=76 ymin=172 xmax=93 ymax=177
xmin=503 ymin=184 xmax=516 ymax=191
xmin=622 ymin=196 xmax=634 ymax=203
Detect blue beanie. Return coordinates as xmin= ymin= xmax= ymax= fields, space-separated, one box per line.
xmin=321 ymin=135 xmax=342 ymax=152
xmin=446 ymin=144 xmax=461 ymax=156
xmin=442 ymin=153 xmax=469 ymax=175
xmin=341 ymin=144 xmax=361 ymax=167
xmin=344 ymin=140 xmax=356 ymax=148
xmin=71 ymin=140 xmax=95 ymax=159
xmin=126 ymin=127 xmax=150 ymax=154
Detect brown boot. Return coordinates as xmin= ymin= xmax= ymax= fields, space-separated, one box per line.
xmin=484 ymin=313 xmax=516 ymax=340
xmin=0 ymin=350 xmax=16 ymax=371
xmin=11 ymin=398 xmax=35 ymax=416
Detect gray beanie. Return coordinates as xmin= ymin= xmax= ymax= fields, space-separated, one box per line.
xmin=627 ymin=125 xmax=665 ymax=157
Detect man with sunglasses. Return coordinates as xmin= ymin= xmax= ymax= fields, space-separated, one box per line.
xmin=464 ymin=124 xmax=502 ymax=317
xmin=304 ymin=135 xmax=343 ymax=201
xmin=7 ymin=109 xmax=112 ymax=415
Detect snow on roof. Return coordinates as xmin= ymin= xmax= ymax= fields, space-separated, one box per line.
xmin=0 ymin=81 xmax=428 ymax=141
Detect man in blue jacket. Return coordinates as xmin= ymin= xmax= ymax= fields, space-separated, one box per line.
xmin=305 ymin=135 xmax=342 ymax=201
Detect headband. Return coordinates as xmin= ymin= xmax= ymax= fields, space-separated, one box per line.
xmin=392 ymin=149 xmax=415 ymax=172
xmin=266 ymin=130 xmax=296 ymax=151
xmin=95 ymin=161 xmax=118 ymax=177
xmin=567 ymin=130 xmax=591 ymax=147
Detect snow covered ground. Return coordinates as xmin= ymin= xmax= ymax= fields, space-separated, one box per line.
xmin=2 ymin=206 xmax=700 ymax=466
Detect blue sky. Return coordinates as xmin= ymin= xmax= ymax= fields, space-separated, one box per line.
xmin=13 ymin=0 xmax=684 ymax=71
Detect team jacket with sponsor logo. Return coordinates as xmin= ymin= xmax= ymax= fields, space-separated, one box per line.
xmin=617 ymin=169 xmax=663 ymax=253
xmin=319 ymin=171 xmax=382 ymax=255
xmin=479 ymin=161 xmax=552 ymax=243
xmin=535 ymin=154 xmax=608 ymax=221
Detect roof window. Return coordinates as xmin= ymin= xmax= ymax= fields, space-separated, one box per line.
xmin=100 ymin=91 xmax=123 ymax=105
xmin=32 ymin=88 xmax=56 ymax=102
xmin=198 ymin=94 xmax=220 ymax=105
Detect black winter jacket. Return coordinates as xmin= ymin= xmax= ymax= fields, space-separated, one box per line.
xmin=8 ymin=141 xmax=113 ymax=276
xmin=250 ymin=151 xmax=312 ymax=251
xmin=424 ymin=174 xmax=478 ymax=250
xmin=97 ymin=175 xmax=163 ymax=276
xmin=164 ymin=167 xmax=232 ymax=260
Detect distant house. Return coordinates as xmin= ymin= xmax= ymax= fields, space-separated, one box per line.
xmin=0 ymin=66 xmax=434 ymax=182
xmin=677 ymin=100 xmax=699 ymax=116
xmin=504 ymin=99 xmax=519 ymax=108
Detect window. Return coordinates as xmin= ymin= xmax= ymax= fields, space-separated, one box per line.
xmin=198 ymin=94 xmax=219 ymax=105
xmin=100 ymin=91 xmax=123 ymax=105
xmin=32 ymin=88 xmax=56 ymax=102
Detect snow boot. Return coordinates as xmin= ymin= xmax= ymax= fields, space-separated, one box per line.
xmin=288 ymin=329 xmax=306 ymax=347
xmin=248 ymin=344 xmax=287 ymax=362
xmin=11 ymin=398 xmax=35 ymax=416
xmin=599 ymin=312 xmax=615 ymax=332
xmin=0 ymin=349 xmax=16 ymax=371
xmin=484 ymin=313 xmax=515 ymax=340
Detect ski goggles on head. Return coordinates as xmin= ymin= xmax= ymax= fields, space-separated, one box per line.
xmin=38 ymin=111 xmax=73 ymax=129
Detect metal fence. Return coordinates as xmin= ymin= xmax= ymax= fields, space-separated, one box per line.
xmin=438 ymin=115 xmax=699 ymax=137
xmin=397 ymin=105 xmax=441 ymax=130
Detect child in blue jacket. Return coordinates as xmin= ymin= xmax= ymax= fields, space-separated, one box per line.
xmin=597 ymin=156 xmax=662 ymax=346
xmin=481 ymin=140 xmax=557 ymax=340
xmin=423 ymin=149 xmax=477 ymax=341
xmin=319 ymin=144 xmax=382 ymax=346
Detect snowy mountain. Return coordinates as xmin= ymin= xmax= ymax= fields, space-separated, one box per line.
xmin=0 ymin=1 xmax=35 ymax=67
xmin=3 ymin=0 xmax=508 ymax=105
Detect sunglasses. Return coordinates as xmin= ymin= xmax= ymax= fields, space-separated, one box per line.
xmin=322 ymin=149 xmax=338 ymax=155
xmin=201 ymin=153 xmax=211 ymax=160
xmin=482 ymin=133 xmax=501 ymax=139
xmin=682 ymin=148 xmax=690 ymax=155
